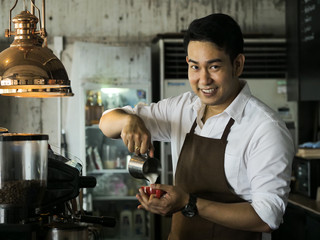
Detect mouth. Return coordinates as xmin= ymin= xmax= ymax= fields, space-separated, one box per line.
xmin=200 ymin=87 xmax=218 ymax=95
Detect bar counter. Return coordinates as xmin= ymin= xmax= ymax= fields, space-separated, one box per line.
xmin=288 ymin=193 xmax=320 ymax=216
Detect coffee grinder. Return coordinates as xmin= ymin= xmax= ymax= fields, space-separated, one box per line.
xmin=0 ymin=133 xmax=116 ymax=239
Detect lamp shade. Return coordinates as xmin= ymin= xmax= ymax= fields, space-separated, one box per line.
xmin=0 ymin=10 xmax=73 ymax=98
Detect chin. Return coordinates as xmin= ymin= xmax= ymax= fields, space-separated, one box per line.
xmin=201 ymin=100 xmax=216 ymax=106
xmin=199 ymin=95 xmax=217 ymax=104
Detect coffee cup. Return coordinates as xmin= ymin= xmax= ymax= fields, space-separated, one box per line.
xmin=141 ymin=186 xmax=165 ymax=199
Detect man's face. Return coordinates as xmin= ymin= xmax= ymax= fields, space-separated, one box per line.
xmin=187 ymin=41 xmax=244 ymax=114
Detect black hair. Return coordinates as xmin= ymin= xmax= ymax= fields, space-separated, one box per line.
xmin=183 ymin=13 xmax=244 ymax=63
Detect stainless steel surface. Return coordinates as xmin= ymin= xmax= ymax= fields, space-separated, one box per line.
xmin=0 ymin=133 xmax=48 ymax=223
xmin=128 ymin=154 xmax=161 ymax=180
xmin=0 ymin=136 xmax=108 ymax=238
xmin=0 ymin=133 xmax=48 ymax=182
xmin=46 ymin=223 xmax=89 ymax=240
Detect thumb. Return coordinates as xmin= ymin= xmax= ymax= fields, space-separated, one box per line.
xmin=151 ymin=183 xmax=170 ymax=192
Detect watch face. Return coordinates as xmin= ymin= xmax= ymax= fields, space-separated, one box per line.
xmin=181 ymin=194 xmax=198 ymax=218
xmin=182 ymin=205 xmax=196 ymax=218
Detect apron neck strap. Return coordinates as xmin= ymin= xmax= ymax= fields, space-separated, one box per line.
xmin=221 ymin=118 xmax=235 ymax=141
xmin=190 ymin=119 xmax=198 ymax=134
xmin=189 ymin=117 xmax=235 ymax=140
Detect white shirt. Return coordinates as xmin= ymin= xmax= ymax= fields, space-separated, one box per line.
xmin=116 ymin=81 xmax=294 ymax=236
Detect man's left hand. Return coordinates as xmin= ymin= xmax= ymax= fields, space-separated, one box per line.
xmin=136 ymin=184 xmax=189 ymax=216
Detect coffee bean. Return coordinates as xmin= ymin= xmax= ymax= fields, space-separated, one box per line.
xmin=0 ymin=180 xmax=46 ymax=206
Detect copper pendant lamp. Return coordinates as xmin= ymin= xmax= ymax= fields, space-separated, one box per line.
xmin=0 ymin=0 xmax=74 ymax=98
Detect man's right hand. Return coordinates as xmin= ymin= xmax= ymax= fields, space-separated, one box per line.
xmin=120 ymin=114 xmax=154 ymax=157
xmin=99 ymin=109 xmax=154 ymax=157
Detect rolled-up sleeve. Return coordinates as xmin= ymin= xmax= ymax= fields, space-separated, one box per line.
xmin=104 ymin=100 xmax=174 ymax=142
xmin=251 ymin=193 xmax=287 ymax=229
xmin=247 ymin=121 xmax=294 ymax=229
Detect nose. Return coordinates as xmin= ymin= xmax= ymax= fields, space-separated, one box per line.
xmin=199 ymin=68 xmax=212 ymax=85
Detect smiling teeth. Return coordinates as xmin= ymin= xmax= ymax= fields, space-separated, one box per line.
xmin=202 ymin=88 xmax=215 ymax=93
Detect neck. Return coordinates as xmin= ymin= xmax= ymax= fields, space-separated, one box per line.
xmin=201 ymin=105 xmax=221 ymax=123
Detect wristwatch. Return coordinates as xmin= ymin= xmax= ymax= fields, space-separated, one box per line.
xmin=181 ymin=193 xmax=198 ymax=217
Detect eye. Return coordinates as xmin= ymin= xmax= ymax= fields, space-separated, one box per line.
xmin=190 ymin=65 xmax=199 ymax=70
xmin=210 ymin=65 xmax=220 ymax=70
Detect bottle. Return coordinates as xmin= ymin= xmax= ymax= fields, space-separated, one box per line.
xmin=133 ymin=209 xmax=146 ymax=238
xmin=85 ymin=91 xmax=93 ymax=126
xmin=120 ymin=207 xmax=133 ymax=239
xmin=92 ymin=91 xmax=104 ymax=124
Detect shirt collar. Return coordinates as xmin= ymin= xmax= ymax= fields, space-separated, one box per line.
xmin=193 ymin=97 xmax=205 ymax=128
xmin=192 ymin=80 xmax=252 ymax=124
xmin=224 ymin=80 xmax=251 ymax=124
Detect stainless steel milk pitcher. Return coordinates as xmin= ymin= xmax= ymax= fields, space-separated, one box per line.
xmin=128 ymin=154 xmax=161 ymax=181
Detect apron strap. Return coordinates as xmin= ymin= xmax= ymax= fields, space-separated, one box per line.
xmin=221 ymin=118 xmax=235 ymax=141
xmin=189 ymin=117 xmax=235 ymax=140
xmin=189 ymin=119 xmax=198 ymax=134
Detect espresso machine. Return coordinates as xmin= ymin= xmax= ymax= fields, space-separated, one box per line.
xmin=0 ymin=132 xmax=115 ymax=240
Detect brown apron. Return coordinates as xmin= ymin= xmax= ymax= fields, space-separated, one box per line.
xmin=168 ymin=118 xmax=262 ymax=240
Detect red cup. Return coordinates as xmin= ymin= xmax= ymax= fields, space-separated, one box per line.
xmin=141 ymin=186 xmax=165 ymax=199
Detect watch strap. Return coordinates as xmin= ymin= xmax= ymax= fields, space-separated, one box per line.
xmin=181 ymin=193 xmax=198 ymax=217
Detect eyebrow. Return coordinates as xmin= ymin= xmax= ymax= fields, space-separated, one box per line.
xmin=188 ymin=58 xmax=222 ymax=64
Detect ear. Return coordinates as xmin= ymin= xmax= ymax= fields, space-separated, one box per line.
xmin=233 ymin=54 xmax=245 ymax=77
xmin=186 ymin=56 xmax=189 ymax=63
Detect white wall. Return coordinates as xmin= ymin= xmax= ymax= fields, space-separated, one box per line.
xmin=0 ymin=0 xmax=288 ymax=160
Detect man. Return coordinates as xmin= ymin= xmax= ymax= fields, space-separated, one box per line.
xmin=99 ymin=13 xmax=294 ymax=240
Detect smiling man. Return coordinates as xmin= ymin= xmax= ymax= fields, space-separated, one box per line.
xmin=187 ymin=40 xmax=244 ymax=117
xmin=99 ymin=13 xmax=295 ymax=240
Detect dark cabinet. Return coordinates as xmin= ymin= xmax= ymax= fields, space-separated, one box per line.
xmin=306 ymin=215 xmax=320 ymax=240
xmin=286 ymin=0 xmax=320 ymax=101
xmin=272 ymin=202 xmax=320 ymax=240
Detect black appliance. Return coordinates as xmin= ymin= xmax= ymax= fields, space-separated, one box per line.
xmin=292 ymin=156 xmax=320 ymax=199
xmin=0 ymin=147 xmax=115 ymax=240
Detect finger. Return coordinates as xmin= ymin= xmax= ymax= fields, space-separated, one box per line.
xmin=127 ymin=139 xmax=135 ymax=153
xmin=132 ymin=133 xmax=141 ymax=153
xmin=149 ymin=194 xmax=155 ymax=201
xmin=136 ymin=194 xmax=146 ymax=208
xmin=140 ymin=140 xmax=149 ymax=155
xmin=137 ymin=204 xmax=145 ymax=210
xmin=139 ymin=188 xmax=150 ymax=202
xmin=136 ymin=193 xmax=147 ymax=205
xmin=148 ymin=143 xmax=155 ymax=158
xmin=134 ymin=144 xmax=141 ymax=154
xmin=139 ymin=132 xmax=150 ymax=155
xmin=137 ymin=196 xmax=151 ymax=211
xmin=137 ymin=193 xmax=166 ymax=215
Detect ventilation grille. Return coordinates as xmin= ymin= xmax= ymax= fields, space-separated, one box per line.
xmin=242 ymin=39 xmax=286 ymax=78
xmin=164 ymin=41 xmax=188 ymax=79
xmin=163 ymin=38 xmax=287 ymax=79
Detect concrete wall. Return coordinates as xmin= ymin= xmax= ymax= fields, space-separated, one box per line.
xmin=0 ymin=0 xmax=286 ymax=42
xmin=0 ymin=0 xmax=287 ymax=159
